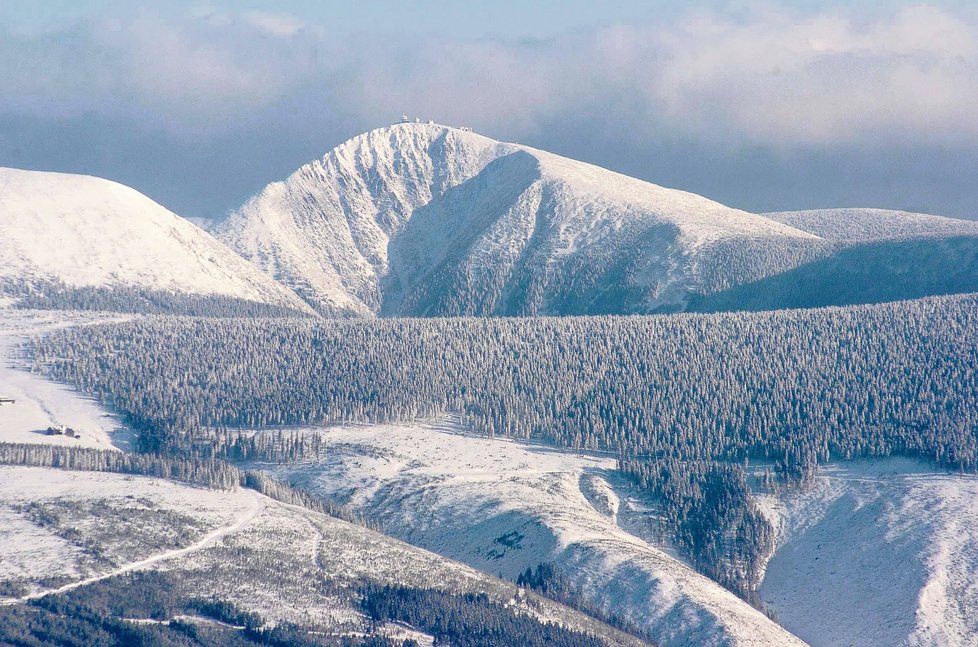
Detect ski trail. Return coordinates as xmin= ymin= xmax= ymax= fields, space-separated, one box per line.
xmin=0 ymin=489 xmax=264 ymax=606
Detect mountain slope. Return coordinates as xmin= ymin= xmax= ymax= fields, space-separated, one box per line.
xmin=261 ymin=419 xmax=807 ymax=647
xmin=757 ymin=459 xmax=978 ymax=646
xmin=0 ymin=465 xmax=649 ymax=646
xmin=763 ymin=208 xmax=978 ymax=241
xmin=217 ymin=123 xmax=829 ymax=316
xmin=0 ymin=167 xmax=312 ymax=314
xmin=687 ymin=235 xmax=978 ymax=312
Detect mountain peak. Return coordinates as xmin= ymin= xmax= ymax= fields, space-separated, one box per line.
xmin=216 ymin=128 xmax=832 ymax=317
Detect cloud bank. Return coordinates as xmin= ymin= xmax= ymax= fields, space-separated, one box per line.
xmin=1 ymin=4 xmax=976 ymax=218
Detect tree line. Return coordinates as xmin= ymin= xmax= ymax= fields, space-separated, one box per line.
xmin=0 ymin=277 xmax=311 ymax=318
xmin=31 ymin=294 xmax=978 ymax=472
xmin=0 ymin=444 xmax=355 ymax=522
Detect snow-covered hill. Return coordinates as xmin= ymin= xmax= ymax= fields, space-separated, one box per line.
xmin=0 ymin=466 xmax=647 ymax=646
xmin=763 ymin=208 xmax=978 ymax=242
xmin=0 ymin=167 xmax=312 ymax=314
xmin=217 ymin=123 xmax=829 ymax=316
xmin=757 ymin=459 xmax=978 ymax=647
xmin=688 ymin=235 xmax=978 ymax=312
xmin=259 ymin=418 xmax=806 ymax=647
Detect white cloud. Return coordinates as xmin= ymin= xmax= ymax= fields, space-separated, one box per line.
xmin=639 ymin=5 xmax=978 ymax=145
xmin=0 ymin=4 xmax=976 ymax=147
xmin=242 ymin=11 xmax=303 ymax=37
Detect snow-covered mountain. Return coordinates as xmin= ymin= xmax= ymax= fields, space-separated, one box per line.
xmin=217 ymin=123 xmax=830 ymax=316
xmin=0 ymin=167 xmax=312 ymax=314
xmin=763 ymin=208 xmax=978 ymax=242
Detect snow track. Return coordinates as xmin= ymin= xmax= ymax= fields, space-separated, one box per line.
xmin=0 ymin=466 xmax=650 ymax=646
xmin=0 ymin=489 xmax=264 ymax=606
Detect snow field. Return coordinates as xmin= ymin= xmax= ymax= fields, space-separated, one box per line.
xmin=757 ymin=459 xmax=978 ymax=647
xmin=0 ymin=309 xmax=134 ymax=450
xmin=258 ymin=418 xmax=806 ymax=647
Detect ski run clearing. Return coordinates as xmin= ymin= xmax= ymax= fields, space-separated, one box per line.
xmin=0 ymin=309 xmax=134 ymax=450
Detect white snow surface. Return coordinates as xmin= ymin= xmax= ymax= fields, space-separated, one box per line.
xmin=0 ymin=466 xmax=647 ymax=645
xmin=763 ymin=208 xmax=978 ymax=242
xmin=0 ymin=309 xmax=134 ymax=450
xmin=0 ymin=467 xmax=254 ymax=599
xmin=757 ymin=459 xmax=978 ymax=647
xmin=258 ymin=418 xmax=805 ymax=647
xmin=217 ymin=123 xmax=829 ymax=316
xmin=0 ymin=167 xmax=311 ymax=312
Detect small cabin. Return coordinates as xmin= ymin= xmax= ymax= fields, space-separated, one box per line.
xmin=0 ymin=397 xmax=15 ymax=405
xmin=398 ymin=115 xmax=410 ymax=124
xmin=46 ymin=424 xmax=79 ymax=438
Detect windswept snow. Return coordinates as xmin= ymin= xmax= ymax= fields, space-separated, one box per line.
xmin=0 ymin=167 xmax=311 ymax=313
xmin=757 ymin=459 xmax=978 ymax=647
xmin=257 ymin=418 xmax=805 ymax=647
xmin=763 ymin=208 xmax=978 ymax=242
xmin=217 ymin=122 xmax=829 ymax=316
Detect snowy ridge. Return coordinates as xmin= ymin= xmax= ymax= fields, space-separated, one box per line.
xmin=763 ymin=208 xmax=978 ymax=242
xmin=0 ymin=167 xmax=312 ymax=313
xmin=218 ymin=123 xmax=830 ymax=316
xmin=261 ymin=419 xmax=806 ymax=647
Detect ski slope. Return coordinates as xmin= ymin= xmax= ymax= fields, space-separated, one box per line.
xmin=258 ymin=418 xmax=805 ymax=647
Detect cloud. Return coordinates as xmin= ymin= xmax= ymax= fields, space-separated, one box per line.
xmin=371 ymin=4 xmax=978 ymax=148
xmin=242 ymin=11 xmax=303 ymax=37
xmin=1 ymin=4 xmax=976 ymax=148
xmin=641 ymin=5 xmax=978 ymax=146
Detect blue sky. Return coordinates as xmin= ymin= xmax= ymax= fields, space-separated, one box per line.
xmin=1 ymin=1 xmax=977 ymax=220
